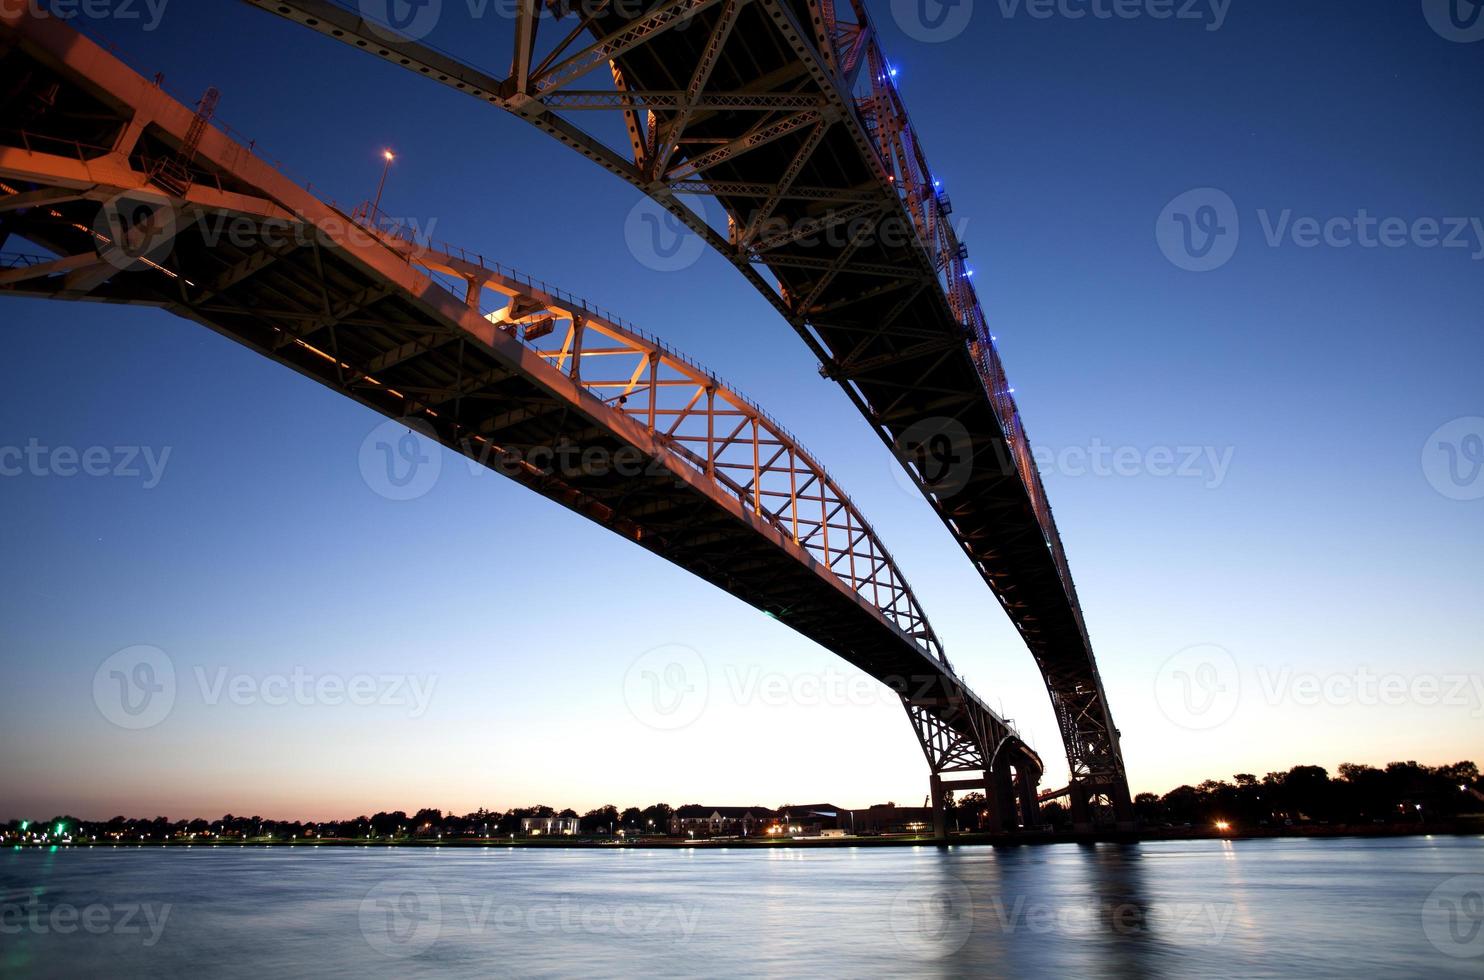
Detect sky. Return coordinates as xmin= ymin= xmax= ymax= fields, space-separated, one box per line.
xmin=1 ymin=0 xmax=1481 ymax=822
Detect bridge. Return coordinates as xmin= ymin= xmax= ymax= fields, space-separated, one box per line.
xmin=0 ymin=9 xmax=1051 ymax=835
xmin=240 ymin=0 xmax=1134 ymax=825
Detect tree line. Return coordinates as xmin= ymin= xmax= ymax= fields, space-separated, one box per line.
xmin=1122 ymin=760 xmax=1479 ymax=828
xmin=6 ymin=760 xmax=1477 ymax=841
xmin=2 ymin=803 xmax=683 ymax=842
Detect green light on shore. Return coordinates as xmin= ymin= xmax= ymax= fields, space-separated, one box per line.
xmin=19 ymin=821 xmax=27 ymax=831
xmin=56 ymin=824 xmax=64 ymax=836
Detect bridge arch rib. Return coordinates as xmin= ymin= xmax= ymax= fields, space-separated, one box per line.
xmin=383 ymin=227 xmax=948 ymax=668
xmin=0 ymin=8 xmax=1044 ymax=831
xmin=243 ymin=0 xmax=1132 ymax=824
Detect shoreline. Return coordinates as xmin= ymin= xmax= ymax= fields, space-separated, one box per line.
xmin=12 ymin=823 xmax=1479 ymax=850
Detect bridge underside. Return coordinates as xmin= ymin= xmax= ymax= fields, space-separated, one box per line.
xmin=242 ymin=0 xmax=1133 ymax=826
xmin=0 ymin=11 xmax=1045 ymax=833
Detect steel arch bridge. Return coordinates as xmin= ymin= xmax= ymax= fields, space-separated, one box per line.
xmin=0 ymin=10 xmax=1046 ymax=834
xmin=244 ymin=0 xmax=1134 ymax=824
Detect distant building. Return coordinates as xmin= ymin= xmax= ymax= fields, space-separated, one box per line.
xmin=848 ymin=803 xmax=935 ymax=835
xmin=772 ymin=804 xmax=846 ymax=836
xmin=671 ymin=806 xmax=774 ymax=837
xmin=521 ymin=815 xmax=579 ymax=836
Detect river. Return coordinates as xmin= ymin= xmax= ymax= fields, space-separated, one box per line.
xmin=2 ymin=835 xmax=1481 ymax=976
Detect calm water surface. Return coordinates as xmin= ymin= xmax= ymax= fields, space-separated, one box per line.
xmin=2 ymin=836 xmax=1481 ymax=977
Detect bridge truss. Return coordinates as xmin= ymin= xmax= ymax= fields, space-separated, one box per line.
xmin=0 ymin=8 xmax=1045 ymax=833
xmin=243 ymin=0 xmax=1133 ymax=824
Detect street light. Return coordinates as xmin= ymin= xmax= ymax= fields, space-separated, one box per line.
xmin=373 ymin=149 xmax=395 ymax=217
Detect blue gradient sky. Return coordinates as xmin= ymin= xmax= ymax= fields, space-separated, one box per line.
xmin=1 ymin=1 xmax=1480 ymax=821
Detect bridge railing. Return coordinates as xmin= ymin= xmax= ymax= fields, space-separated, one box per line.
xmin=351 ymin=200 xmax=820 ymax=459
xmin=832 ymin=0 xmax=1091 ymax=642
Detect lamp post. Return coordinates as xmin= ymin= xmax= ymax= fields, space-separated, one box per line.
xmin=373 ymin=149 xmax=395 ymax=218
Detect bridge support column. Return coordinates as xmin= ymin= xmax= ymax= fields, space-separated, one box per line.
xmin=1068 ymin=778 xmax=1136 ymax=832
xmin=929 ymin=773 xmax=947 ymax=841
xmin=1111 ymin=780 xmax=1136 ymax=831
xmin=989 ymin=762 xmax=1018 ymax=833
xmin=1069 ymin=781 xmax=1092 ymax=831
xmin=1016 ymin=768 xmax=1040 ymax=831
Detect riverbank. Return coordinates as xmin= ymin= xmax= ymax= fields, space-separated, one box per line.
xmin=14 ymin=819 xmax=1479 ymax=850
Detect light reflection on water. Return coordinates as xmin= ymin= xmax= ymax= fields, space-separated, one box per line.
xmin=1 ymin=836 xmax=1480 ymax=977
